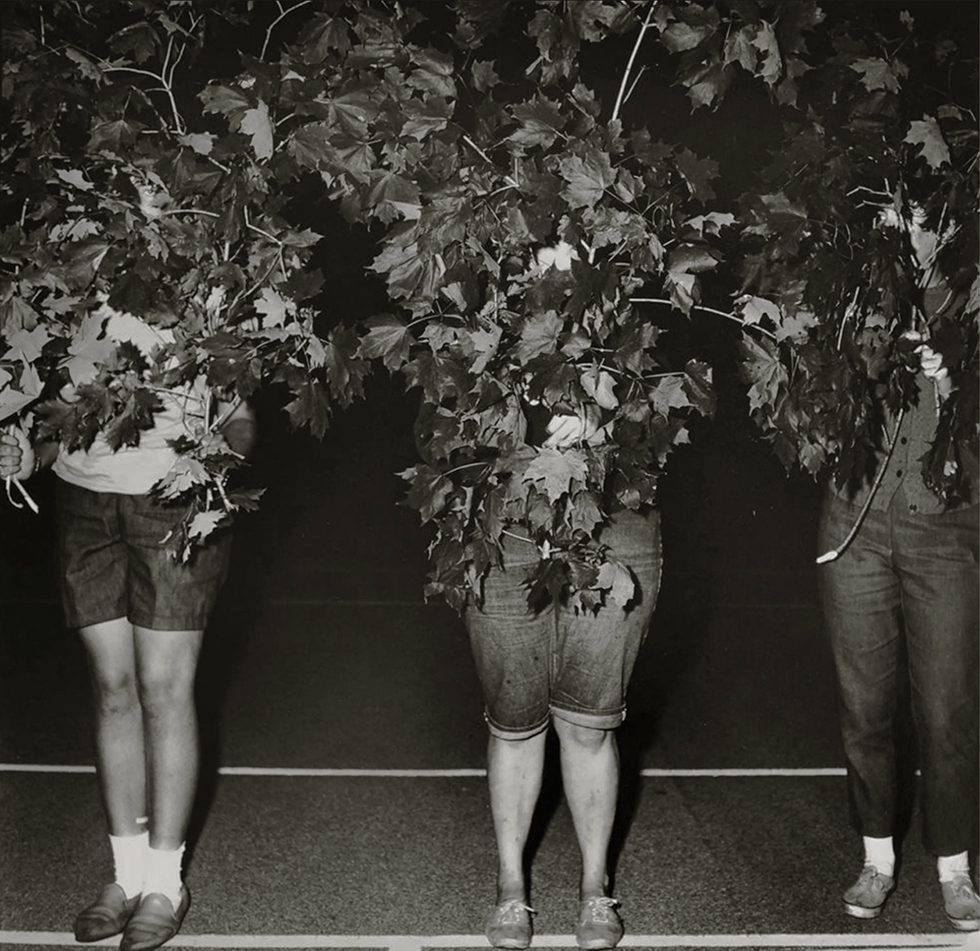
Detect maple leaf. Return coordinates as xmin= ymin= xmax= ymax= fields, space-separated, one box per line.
xmin=463 ymin=325 xmax=502 ymax=376
xmin=514 ymin=311 xmax=564 ymax=365
xmin=400 ymin=465 xmax=456 ymax=523
xmin=685 ymin=61 xmax=733 ymax=110
xmin=62 ymin=239 xmax=110 ymax=290
xmin=357 ymin=314 xmax=415 ymax=370
xmin=399 ymin=98 xmax=452 ymax=140
xmin=648 ymin=374 xmax=689 ymax=416
xmin=775 ymin=308 xmax=819 ymax=344
xmin=507 ymin=97 xmax=565 ymax=150
xmin=1 ymin=297 xmax=41 ymax=335
xmin=0 ymin=365 xmax=42 ymax=423
xmin=664 ymin=271 xmax=698 ymax=314
xmin=187 ymin=510 xmax=227 ymax=544
xmin=179 ymin=132 xmax=216 ymax=155
xmin=660 ymin=20 xmax=714 ymax=53
xmin=471 ymin=59 xmax=499 ymax=93
xmin=254 ymin=288 xmax=293 ymax=328
xmin=568 ymin=489 xmax=603 ymax=536
xmin=559 ymin=149 xmax=616 ymax=209
xmin=63 ymin=326 xmax=116 ymax=386
xmin=154 ymin=456 xmax=210 ymax=498
xmin=4 ymin=326 xmax=50 ymax=365
xmin=682 ymin=213 xmax=736 ymax=237
xmin=241 ymin=100 xmax=274 ymax=160
xmin=682 ymin=360 xmax=714 ymax=417
xmin=737 ymin=295 xmax=781 ymax=327
xmin=849 ymin=57 xmax=901 ymax=93
xmin=284 ymin=379 xmax=333 ymax=439
xmin=725 ymin=26 xmax=759 ymax=73
xmin=55 ymin=168 xmax=96 ymax=191
xmin=596 ymin=558 xmax=635 ymax=607
xmin=88 ymin=119 xmax=140 ymax=152
xmin=522 ymin=447 xmax=588 ymax=500
xmin=199 ymin=83 xmax=252 ymax=125
xmin=904 ymin=116 xmax=951 ymax=169
xmin=738 ymin=334 xmax=788 ymax=413
xmin=750 ymin=22 xmax=782 ymax=85
xmin=675 ymin=149 xmax=718 ymax=203
xmin=580 ymin=366 xmax=618 ymax=409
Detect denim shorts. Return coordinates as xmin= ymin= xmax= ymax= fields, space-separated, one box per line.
xmin=54 ymin=479 xmax=232 ymax=631
xmin=465 ymin=509 xmax=662 ymax=738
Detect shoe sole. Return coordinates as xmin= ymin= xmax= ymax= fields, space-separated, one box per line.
xmin=486 ymin=939 xmax=530 ymax=950
xmin=946 ymin=915 xmax=979 ymax=932
xmin=843 ymin=901 xmax=883 ymax=919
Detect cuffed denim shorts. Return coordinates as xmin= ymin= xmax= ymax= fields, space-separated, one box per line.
xmin=465 ymin=509 xmax=662 ymax=738
xmin=55 ymin=479 xmax=232 ymax=631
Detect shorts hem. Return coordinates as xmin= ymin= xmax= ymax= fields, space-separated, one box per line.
xmin=484 ymin=710 xmax=551 ymax=741
xmin=551 ymin=704 xmax=626 ymax=731
xmin=128 ymin=613 xmax=211 ymax=632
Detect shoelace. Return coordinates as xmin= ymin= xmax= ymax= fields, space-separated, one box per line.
xmin=947 ymin=876 xmax=979 ymax=900
xmin=859 ymin=866 xmax=888 ymax=885
xmin=581 ymin=896 xmax=620 ymax=922
xmin=495 ymin=899 xmax=535 ymax=923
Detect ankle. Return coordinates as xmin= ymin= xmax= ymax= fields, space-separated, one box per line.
xmin=938 ymin=852 xmax=970 ymax=883
xmin=109 ymin=830 xmax=147 ymax=899
xmin=495 ymin=880 xmax=526 ymax=904
xmin=143 ymin=842 xmax=185 ymax=908
xmin=862 ymin=836 xmax=895 ymax=878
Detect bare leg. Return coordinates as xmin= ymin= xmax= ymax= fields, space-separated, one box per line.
xmin=133 ymin=626 xmax=203 ymax=849
xmin=80 ymin=619 xmax=145 ymax=835
xmin=553 ymin=718 xmax=618 ymax=898
xmin=487 ymin=730 xmax=548 ymax=902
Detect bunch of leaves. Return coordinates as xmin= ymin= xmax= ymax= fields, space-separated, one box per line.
xmin=658 ymin=1 xmax=979 ymax=503
xmin=197 ymin=0 xmax=731 ymax=611
xmin=1 ymin=0 xmax=368 ymax=555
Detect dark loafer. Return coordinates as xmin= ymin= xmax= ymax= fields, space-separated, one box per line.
xmin=73 ymin=883 xmax=141 ymax=941
xmin=120 ymin=886 xmax=190 ymax=951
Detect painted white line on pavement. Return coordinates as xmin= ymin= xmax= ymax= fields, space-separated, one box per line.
xmin=642 ymin=768 xmax=848 ymax=777
xmin=0 ymin=764 xmax=847 ymax=778
xmin=0 ymin=933 xmax=971 ymax=949
xmin=219 ymin=767 xmax=489 ymax=777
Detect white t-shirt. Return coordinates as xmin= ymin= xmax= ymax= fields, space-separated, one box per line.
xmin=52 ymin=308 xmax=209 ymax=495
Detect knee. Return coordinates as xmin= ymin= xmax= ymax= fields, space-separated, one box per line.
xmin=553 ymin=717 xmax=613 ymax=753
xmin=137 ymin=667 xmax=195 ymax=717
xmin=92 ymin=671 xmax=140 ymax=716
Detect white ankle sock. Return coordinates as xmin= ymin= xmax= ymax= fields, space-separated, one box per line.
xmin=109 ymin=831 xmax=148 ymax=899
xmin=863 ymin=836 xmax=895 ymax=877
xmin=142 ymin=843 xmax=185 ymax=908
xmin=937 ymin=851 xmax=970 ymax=883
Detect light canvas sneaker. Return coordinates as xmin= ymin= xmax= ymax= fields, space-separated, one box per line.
xmin=843 ymin=865 xmax=894 ymax=919
xmin=485 ymin=899 xmax=534 ymax=950
xmin=576 ymin=896 xmax=624 ymax=949
xmin=941 ymin=874 xmax=980 ymax=932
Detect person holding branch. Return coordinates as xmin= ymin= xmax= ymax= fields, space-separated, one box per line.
xmin=471 ymin=245 xmax=662 ymax=951
xmin=817 ymin=207 xmax=978 ymax=932
xmin=0 ymin=301 xmax=255 ymax=951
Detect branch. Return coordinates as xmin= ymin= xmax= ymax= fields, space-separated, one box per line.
xmin=612 ymin=3 xmax=658 ymax=123
xmin=5 ymin=476 xmax=39 ymax=514
xmin=99 ymin=62 xmax=184 ymax=134
xmin=462 ymin=135 xmax=520 ymax=189
xmin=630 ymin=297 xmax=779 ymax=340
xmin=816 ymin=409 xmax=905 ymax=564
xmin=260 ymin=0 xmax=314 ymax=60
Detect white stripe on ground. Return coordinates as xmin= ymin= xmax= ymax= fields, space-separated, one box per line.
xmin=0 ymin=932 xmax=970 ymax=948
xmin=0 ymin=764 xmax=846 ymax=777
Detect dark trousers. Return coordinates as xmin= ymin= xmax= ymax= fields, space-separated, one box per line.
xmin=818 ymin=490 xmax=979 ymax=857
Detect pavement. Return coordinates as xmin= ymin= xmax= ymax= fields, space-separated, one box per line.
xmin=1 ymin=369 xmax=976 ymax=951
